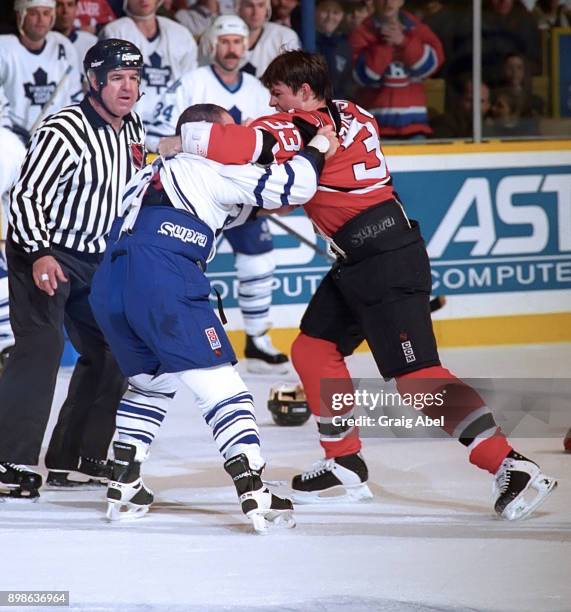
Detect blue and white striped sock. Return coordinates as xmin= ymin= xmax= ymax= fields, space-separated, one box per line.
xmin=178 ymin=364 xmax=264 ymax=470
xmin=116 ymin=373 xmax=178 ymax=460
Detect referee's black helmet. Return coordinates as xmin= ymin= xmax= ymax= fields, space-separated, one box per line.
xmin=84 ymin=39 xmax=144 ymax=89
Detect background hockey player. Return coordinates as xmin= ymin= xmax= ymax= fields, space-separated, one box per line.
xmin=0 ymin=39 xmax=144 ymax=499
xmin=167 ymin=50 xmax=557 ymax=521
xmin=0 ymin=0 xmax=83 ymax=144
xmin=0 ymin=92 xmax=26 ymax=375
xmin=153 ymin=15 xmax=289 ymax=374
xmin=54 ymin=0 xmax=98 ymax=78
xmin=100 ymin=0 xmax=197 ymax=150
xmin=197 ymin=0 xmax=300 ymax=77
xmin=89 ymin=103 xmax=337 ymax=531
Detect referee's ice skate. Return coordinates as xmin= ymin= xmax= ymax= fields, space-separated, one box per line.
xmin=224 ymin=454 xmax=295 ymax=534
xmin=493 ymin=451 xmax=557 ymax=520
xmin=0 ymin=463 xmax=42 ymax=499
xmin=244 ymin=331 xmax=289 ymax=375
xmin=105 ymin=442 xmax=154 ymax=521
xmin=46 ymin=457 xmax=111 ymax=490
xmin=290 ymin=453 xmax=373 ymax=504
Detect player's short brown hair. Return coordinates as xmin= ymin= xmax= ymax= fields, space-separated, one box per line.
xmin=176 ymin=103 xmax=231 ymax=134
xmin=261 ymin=50 xmax=332 ymax=100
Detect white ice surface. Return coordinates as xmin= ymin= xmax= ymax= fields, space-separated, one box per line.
xmin=1 ymin=344 xmax=570 ymax=612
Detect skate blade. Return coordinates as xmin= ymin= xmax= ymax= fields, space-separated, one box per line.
xmin=248 ymin=509 xmax=296 ymax=534
xmin=502 ymin=474 xmax=558 ymax=521
xmin=245 ymin=359 xmax=289 ymax=376
xmin=0 ymin=491 xmax=40 ymax=502
xmin=46 ymin=479 xmax=106 ymax=491
xmin=106 ymin=500 xmax=150 ymax=522
xmin=291 ymin=483 xmax=373 ymax=505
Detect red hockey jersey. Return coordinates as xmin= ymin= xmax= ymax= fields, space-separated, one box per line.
xmin=197 ymin=100 xmax=396 ymax=236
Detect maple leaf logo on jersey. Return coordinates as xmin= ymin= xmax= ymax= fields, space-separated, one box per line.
xmin=130 ymin=142 xmax=146 ymax=170
xmin=142 ymin=53 xmax=172 ymax=94
xmin=24 ymin=68 xmax=57 ymax=107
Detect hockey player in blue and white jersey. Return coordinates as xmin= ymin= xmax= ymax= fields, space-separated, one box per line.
xmin=89 ymin=103 xmax=338 ymax=532
xmin=152 ymin=14 xmax=290 ymax=374
xmin=100 ymin=0 xmax=198 ymax=151
xmin=0 ymin=0 xmax=83 ymax=141
xmin=0 ymin=92 xmax=27 ymax=373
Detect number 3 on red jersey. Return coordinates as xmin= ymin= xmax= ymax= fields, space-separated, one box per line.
xmin=351 ymin=121 xmax=388 ymax=182
xmin=258 ymin=119 xmax=303 ymax=153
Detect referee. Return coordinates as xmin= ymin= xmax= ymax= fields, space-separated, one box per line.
xmin=0 ymin=39 xmax=145 ymax=498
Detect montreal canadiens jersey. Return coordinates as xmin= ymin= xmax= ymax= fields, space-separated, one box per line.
xmin=149 ymin=65 xmax=273 ymax=144
xmin=0 ymin=33 xmax=83 ymax=134
xmin=100 ymin=16 xmax=198 ymax=146
xmin=181 ymin=100 xmax=395 ymax=236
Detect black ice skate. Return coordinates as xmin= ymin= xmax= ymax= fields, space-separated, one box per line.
xmin=224 ymin=453 xmax=295 ymax=534
xmin=291 ymin=453 xmax=373 ymax=504
xmin=105 ymin=442 xmax=154 ymax=521
xmin=493 ymin=451 xmax=557 ymax=520
xmin=0 ymin=344 xmax=12 ymax=373
xmin=564 ymin=428 xmax=571 ymax=453
xmin=245 ymin=331 xmax=289 ymax=375
xmin=0 ymin=463 xmax=42 ymax=499
xmin=46 ymin=457 xmax=112 ymax=490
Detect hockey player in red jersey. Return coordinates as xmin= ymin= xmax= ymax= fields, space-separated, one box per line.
xmin=162 ymin=50 xmax=558 ymax=520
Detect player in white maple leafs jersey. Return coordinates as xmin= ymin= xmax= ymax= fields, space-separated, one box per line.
xmin=152 ymin=15 xmax=288 ymax=373
xmin=0 ymin=0 xmax=82 ymax=140
xmin=100 ymin=0 xmax=197 ymax=151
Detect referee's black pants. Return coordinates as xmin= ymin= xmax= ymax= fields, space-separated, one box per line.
xmin=0 ymin=240 xmax=126 ymax=468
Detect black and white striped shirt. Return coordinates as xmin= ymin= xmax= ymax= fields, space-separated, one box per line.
xmin=9 ymin=96 xmax=145 ymax=258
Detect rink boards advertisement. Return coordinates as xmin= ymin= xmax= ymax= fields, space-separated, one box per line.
xmin=207 ymin=142 xmax=571 ymax=345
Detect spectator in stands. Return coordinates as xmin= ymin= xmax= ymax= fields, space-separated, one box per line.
xmin=486 ymin=86 xmax=540 ymax=137
xmin=55 ymin=0 xmax=97 ymax=74
xmin=270 ymin=0 xmax=298 ymax=27
xmin=349 ymin=0 xmax=444 ymax=139
xmin=343 ymin=1 xmax=371 ymax=32
xmin=431 ymin=77 xmax=491 ymax=139
xmin=74 ymin=0 xmax=120 ymax=34
xmin=175 ymin=0 xmax=219 ymax=39
xmin=231 ymin=0 xmax=300 ymax=77
xmin=532 ymin=0 xmax=570 ymax=29
xmin=315 ymin=0 xmax=354 ymax=99
xmin=501 ymin=51 xmax=544 ymax=117
xmin=100 ymin=0 xmax=197 ymax=150
xmin=451 ymin=0 xmax=542 ymax=88
xmin=407 ymin=0 xmax=467 ymax=79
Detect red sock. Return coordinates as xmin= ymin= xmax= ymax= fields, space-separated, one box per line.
xmin=291 ymin=333 xmax=361 ymax=458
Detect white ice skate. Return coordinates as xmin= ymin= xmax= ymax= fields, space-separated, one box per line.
xmin=224 ymin=454 xmax=295 ymax=534
xmin=105 ymin=442 xmax=154 ymax=522
xmin=290 ymin=454 xmax=373 ymax=504
xmin=493 ymin=451 xmax=557 ymax=520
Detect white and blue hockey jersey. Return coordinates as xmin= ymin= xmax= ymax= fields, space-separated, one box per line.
xmin=0 ymin=32 xmax=83 ymax=135
xmin=100 ymin=16 xmax=198 ymax=148
xmin=149 ymin=65 xmax=273 ymax=147
xmin=120 ymin=147 xmax=321 ymax=246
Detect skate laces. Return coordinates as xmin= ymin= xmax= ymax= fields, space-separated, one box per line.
xmin=3 ymin=463 xmax=35 ymax=473
xmin=494 ymin=459 xmax=514 ymax=494
xmin=301 ymin=459 xmax=335 ymax=481
xmin=253 ymin=334 xmax=282 ymax=356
